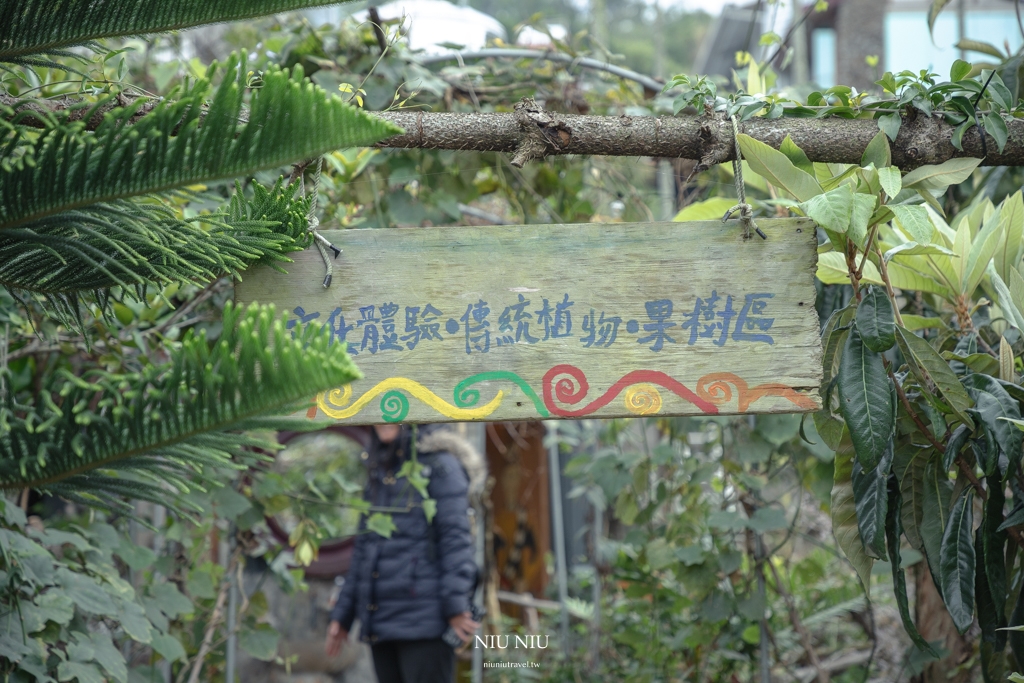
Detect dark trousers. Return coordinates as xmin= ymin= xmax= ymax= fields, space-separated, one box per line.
xmin=371 ymin=638 xmax=454 ymax=683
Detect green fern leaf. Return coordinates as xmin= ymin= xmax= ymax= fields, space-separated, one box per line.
xmin=0 ymin=0 xmax=359 ymax=61
xmin=0 ymin=54 xmax=402 ymax=230
xmin=0 ymin=180 xmax=310 ymax=298
xmin=0 ymin=302 xmax=360 ymax=513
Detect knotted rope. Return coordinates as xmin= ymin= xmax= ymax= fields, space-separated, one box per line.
xmin=722 ymin=115 xmax=767 ymax=240
xmin=302 ymin=157 xmax=342 ymax=287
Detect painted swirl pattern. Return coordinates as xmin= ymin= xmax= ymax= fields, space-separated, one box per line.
xmin=624 ymin=383 xmax=663 ymax=415
xmin=541 ymin=365 xmax=719 ymax=417
xmin=308 ymin=367 xmax=816 ymax=422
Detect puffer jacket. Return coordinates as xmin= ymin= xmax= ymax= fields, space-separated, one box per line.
xmin=329 ymin=425 xmax=483 ymax=644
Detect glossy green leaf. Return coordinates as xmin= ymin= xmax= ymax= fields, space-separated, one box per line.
xmin=984 ymin=113 xmax=1009 ymax=154
xmin=894 ymin=445 xmax=930 ymax=551
xmin=832 ymin=431 xmax=874 ymax=595
xmin=780 ymin=134 xmax=814 ymax=175
xmin=901 ymin=314 xmax=946 ymax=331
xmin=963 ymin=214 xmax=1004 ymax=296
xmin=885 ymin=261 xmax=952 ymax=297
xmin=975 ymin=529 xmax=1006 ymax=683
xmin=890 ymin=204 xmax=935 ymax=244
xmin=877 ymin=113 xmax=902 ymax=141
xmin=942 ymin=424 xmax=971 ymax=472
xmin=861 ymin=129 xmax=892 ymax=169
xmin=894 ymin=326 xmax=975 ymax=429
xmin=813 ymin=410 xmax=845 ymax=451
xmin=817 ymin=251 xmax=884 ymax=286
xmin=20 ymin=592 xmax=74 ymax=632
xmin=57 ymin=662 xmax=104 ymax=683
xmin=737 ymin=133 xmax=822 ymax=202
xmin=821 ymin=304 xmax=856 ymax=386
xmin=884 ymin=242 xmax=957 ymax=261
xmin=1012 ymin=268 xmax=1024 ymax=322
xmin=1000 ymin=503 xmax=1024 ymax=533
xmin=944 ymin=351 xmax=1000 ymax=376
xmin=928 ymin=0 xmax=954 ymax=36
xmin=75 ymin=632 xmax=128 ymax=683
xmin=849 ymin=193 xmax=878 ymax=248
xmin=150 ymin=633 xmax=186 ymax=663
xmin=922 ymin=459 xmax=953 ymax=597
xmin=957 ymin=38 xmax=1006 ymax=59
xmin=801 ymin=184 xmax=854 ymax=233
xmin=366 ymin=512 xmax=397 ymax=538
xmin=962 ymin=374 xmax=1022 ymax=476
xmin=673 ymin=197 xmax=737 ymax=222
xmin=902 ymin=158 xmax=983 ymax=192
xmin=996 ymin=191 xmax=1024 ymax=283
xmin=887 ymin=476 xmax=940 ymax=656
xmin=951 ymin=120 xmax=971 ymax=151
xmin=878 ymin=166 xmax=902 ymax=198
xmin=838 ymin=327 xmax=894 ymax=470
xmin=856 ymin=287 xmax=896 ymax=352
xmin=972 ymin=422 xmax=1000 ymax=478
xmin=239 ymin=623 xmax=280 ymax=661
xmin=950 ymin=59 xmax=973 ymax=81
xmin=114 ymin=542 xmax=155 ymax=571
xmin=982 ymin=476 xmax=1008 ymax=650
xmin=852 ymin=440 xmax=893 ymax=558
xmin=645 ymin=539 xmax=677 ymax=570
xmin=147 ymin=584 xmax=192 ymax=619
xmin=939 ymin=487 xmax=975 ymax=634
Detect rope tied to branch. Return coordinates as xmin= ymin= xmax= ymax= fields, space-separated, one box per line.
xmin=301 ymin=157 xmax=342 ymax=288
xmin=722 ymin=115 xmax=767 ymax=240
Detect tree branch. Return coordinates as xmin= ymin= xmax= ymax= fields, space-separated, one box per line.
xmin=412 ymin=48 xmax=666 ymax=94
xmin=370 ymin=105 xmax=1017 ymax=169
xmin=768 ymin=560 xmax=829 ymax=683
xmin=182 ymin=560 xmax=232 ymax=683
xmin=7 ymin=92 xmax=1017 ymax=169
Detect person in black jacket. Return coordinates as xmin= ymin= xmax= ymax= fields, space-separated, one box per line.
xmin=325 ymin=423 xmax=482 ymax=683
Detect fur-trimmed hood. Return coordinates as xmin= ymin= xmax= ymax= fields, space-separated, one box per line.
xmin=418 ymin=427 xmax=487 ymax=499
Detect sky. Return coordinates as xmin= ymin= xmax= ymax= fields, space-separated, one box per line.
xmin=667 ymin=0 xmax=736 ymax=12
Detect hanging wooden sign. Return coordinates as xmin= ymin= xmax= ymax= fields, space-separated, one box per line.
xmin=235 ymin=219 xmax=822 ymax=425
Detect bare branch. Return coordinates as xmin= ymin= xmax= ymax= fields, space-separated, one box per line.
xmin=371 ymin=104 xmax=1016 ymax=170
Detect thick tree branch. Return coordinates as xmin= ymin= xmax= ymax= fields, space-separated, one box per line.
xmin=7 ymin=92 xmax=1020 ymax=169
xmin=371 ymin=105 xmax=1021 ymax=170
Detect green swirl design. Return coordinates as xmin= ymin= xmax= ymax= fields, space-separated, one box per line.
xmin=380 ymin=390 xmax=410 ymax=422
xmin=454 ymin=371 xmax=550 ymax=418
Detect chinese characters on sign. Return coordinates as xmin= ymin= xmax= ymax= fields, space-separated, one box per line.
xmin=284 ymin=291 xmax=778 ymax=356
xmin=236 ymin=218 xmax=822 ymax=424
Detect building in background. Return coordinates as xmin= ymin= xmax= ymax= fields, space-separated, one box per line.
xmin=807 ymin=0 xmax=1022 ymax=88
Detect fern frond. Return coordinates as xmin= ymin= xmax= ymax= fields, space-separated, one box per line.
xmin=0 ymin=55 xmax=90 ymax=76
xmin=0 ymin=54 xmax=402 ymax=230
xmin=0 ymin=179 xmax=310 ymax=297
xmin=0 ymin=302 xmax=361 ymax=510
xmin=0 ymin=0 xmax=359 ymax=61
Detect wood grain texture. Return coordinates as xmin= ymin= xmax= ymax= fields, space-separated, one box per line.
xmin=234 ymin=219 xmax=823 ymax=425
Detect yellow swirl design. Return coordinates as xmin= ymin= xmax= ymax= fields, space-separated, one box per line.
xmin=315 ymin=378 xmax=505 ymax=420
xmin=623 ymin=383 xmax=663 ymax=415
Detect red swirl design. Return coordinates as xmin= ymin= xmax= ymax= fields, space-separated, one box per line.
xmin=542 ymin=365 xmax=718 ymax=417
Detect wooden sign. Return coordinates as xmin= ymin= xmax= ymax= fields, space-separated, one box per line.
xmin=235 ymin=219 xmax=822 ymax=425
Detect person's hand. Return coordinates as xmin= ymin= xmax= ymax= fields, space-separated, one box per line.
xmin=448 ymin=611 xmax=481 ymax=643
xmin=325 ymin=620 xmax=348 ymax=657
